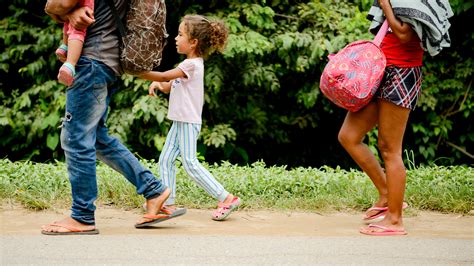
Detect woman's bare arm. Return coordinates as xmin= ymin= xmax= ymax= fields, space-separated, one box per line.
xmin=378 ymin=0 xmax=415 ymax=43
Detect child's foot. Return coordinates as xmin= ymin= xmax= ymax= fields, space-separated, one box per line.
xmin=211 ymin=196 xmax=242 ymax=221
xmin=58 ymin=62 xmax=76 ymax=86
xmin=55 ymin=44 xmax=68 ymax=63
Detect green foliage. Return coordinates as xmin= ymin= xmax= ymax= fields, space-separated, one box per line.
xmin=1 ymin=159 xmax=472 ymax=213
xmin=201 ymin=124 xmax=236 ymax=148
xmin=1 ymin=1 xmax=64 ymax=160
xmin=1 ymin=0 xmax=472 ymax=167
xmin=409 ymin=7 xmax=473 ymax=163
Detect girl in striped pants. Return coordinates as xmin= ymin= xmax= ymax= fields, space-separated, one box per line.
xmin=140 ymin=15 xmax=241 ymax=221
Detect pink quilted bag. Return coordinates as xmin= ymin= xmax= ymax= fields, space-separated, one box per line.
xmin=320 ymin=20 xmax=389 ymax=112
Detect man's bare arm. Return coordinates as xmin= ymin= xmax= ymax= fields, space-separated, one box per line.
xmin=45 ymin=0 xmax=78 ymax=16
xmin=45 ymin=0 xmax=95 ymax=30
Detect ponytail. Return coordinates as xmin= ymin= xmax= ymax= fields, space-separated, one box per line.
xmin=209 ymin=20 xmax=228 ymax=53
xmin=182 ymin=15 xmax=229 ymax=57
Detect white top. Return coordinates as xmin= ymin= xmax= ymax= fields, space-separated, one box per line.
xmin=167 ymin=58 xmax=204 ymax=124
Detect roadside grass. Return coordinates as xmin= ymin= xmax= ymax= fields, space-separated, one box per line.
xmin=1 ymin=159 xmax=472 ymax=213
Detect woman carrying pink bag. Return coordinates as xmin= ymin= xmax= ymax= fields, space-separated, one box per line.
xmin=338 ymin=0 xmax=452 ymax=236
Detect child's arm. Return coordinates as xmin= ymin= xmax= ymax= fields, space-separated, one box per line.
xmin=139 ymin=67 xmax=186 ymax=82
xmin=378 ymin=0 xmax=415 ymax=43
xmin=143 ymin=66 xmax=188 ymax=96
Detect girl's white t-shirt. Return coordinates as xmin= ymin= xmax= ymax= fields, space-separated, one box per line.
xmin=168 ymin=58 xmax=204 ymax=124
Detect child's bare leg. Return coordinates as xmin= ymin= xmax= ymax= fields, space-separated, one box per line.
xmin=338 ymin=101 xmax=388 ymax=215
xmin=62 ymin=33 xmax=68 ymax=46
xmin=65 ymin=39 xmax=83 ymax=68
xmin=368 ymin=100 xmax=410 ymax=231
xmin=58 ymin=39 xmax=82 ymax=86
xmin=55 ymin=32 xmax=69 ymax=62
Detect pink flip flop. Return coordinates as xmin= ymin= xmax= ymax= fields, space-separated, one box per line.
xmin=363 ymin=206 xmax=388 ymax=221
xmin=41 ymin=222 xmax=99 ymax=235
xmin=363 ymin=202 xmax=408 ymax=222
xmin=360 ymin=224 xmax=407 ymax=236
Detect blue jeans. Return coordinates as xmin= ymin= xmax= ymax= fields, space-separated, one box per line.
xmin=60 ymin=57 xmax=166 ymax=225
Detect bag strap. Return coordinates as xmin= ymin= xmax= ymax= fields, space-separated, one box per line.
xmin=105 ymin=0 xmax=126 ymax=40
xmin=373 ymin=20 xmax=388 ymax=46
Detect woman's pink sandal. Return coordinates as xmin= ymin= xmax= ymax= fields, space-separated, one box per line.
xmin=211 ymin=197 xmax=242 ymax=221
xmin=363 ymin=202 xmax=408 ymax=222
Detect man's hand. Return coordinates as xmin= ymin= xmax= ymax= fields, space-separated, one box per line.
xmin=66 ymin=7 xmax=95 ymax=30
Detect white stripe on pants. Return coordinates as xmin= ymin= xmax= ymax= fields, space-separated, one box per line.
xmin=159 ymin=121 xmax=229 ymax=205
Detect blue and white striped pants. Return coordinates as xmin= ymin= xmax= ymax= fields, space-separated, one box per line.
xmin=159 ymin=121 xmax=229 ymax=205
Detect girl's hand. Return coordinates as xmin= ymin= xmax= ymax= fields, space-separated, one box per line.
xmin=148 ymin=82 xmax=159 ymax=96
xmin=155 ymin=82 xmax=168 ymax=93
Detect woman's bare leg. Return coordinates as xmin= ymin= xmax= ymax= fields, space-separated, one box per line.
xmin=338 ymin=102 xmax=388 ymax=214
xmin=366 ymin=100 xmax=411 ymax=231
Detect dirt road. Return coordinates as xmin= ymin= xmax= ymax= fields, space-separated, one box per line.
xmin=1 ymin=206 xmax=473 ymax=264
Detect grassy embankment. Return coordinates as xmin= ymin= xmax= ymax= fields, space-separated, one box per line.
xmin=1 ymin=159 xmax=472 ymax=213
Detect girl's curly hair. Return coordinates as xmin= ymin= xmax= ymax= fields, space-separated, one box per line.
xmin=182 ymin=14 xmax=228 ymax=58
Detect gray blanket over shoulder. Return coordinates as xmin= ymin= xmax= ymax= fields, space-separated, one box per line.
xmin=367 ymin=0 xmax=453 ymax=56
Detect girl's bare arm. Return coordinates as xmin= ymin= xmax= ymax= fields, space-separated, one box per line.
xmin=149 ymin=81 xmax=172 ymax=95
xmin=139 ymin=68 xmax=186 ymax=82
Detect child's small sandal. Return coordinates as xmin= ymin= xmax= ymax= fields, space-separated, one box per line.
xmin=211 ymin=197 xmax=242 ymax=221
xmin=58 ymin=62 xmax=76 ymax=86
xmin=55 ymin=44 xmax=68 ymax=63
